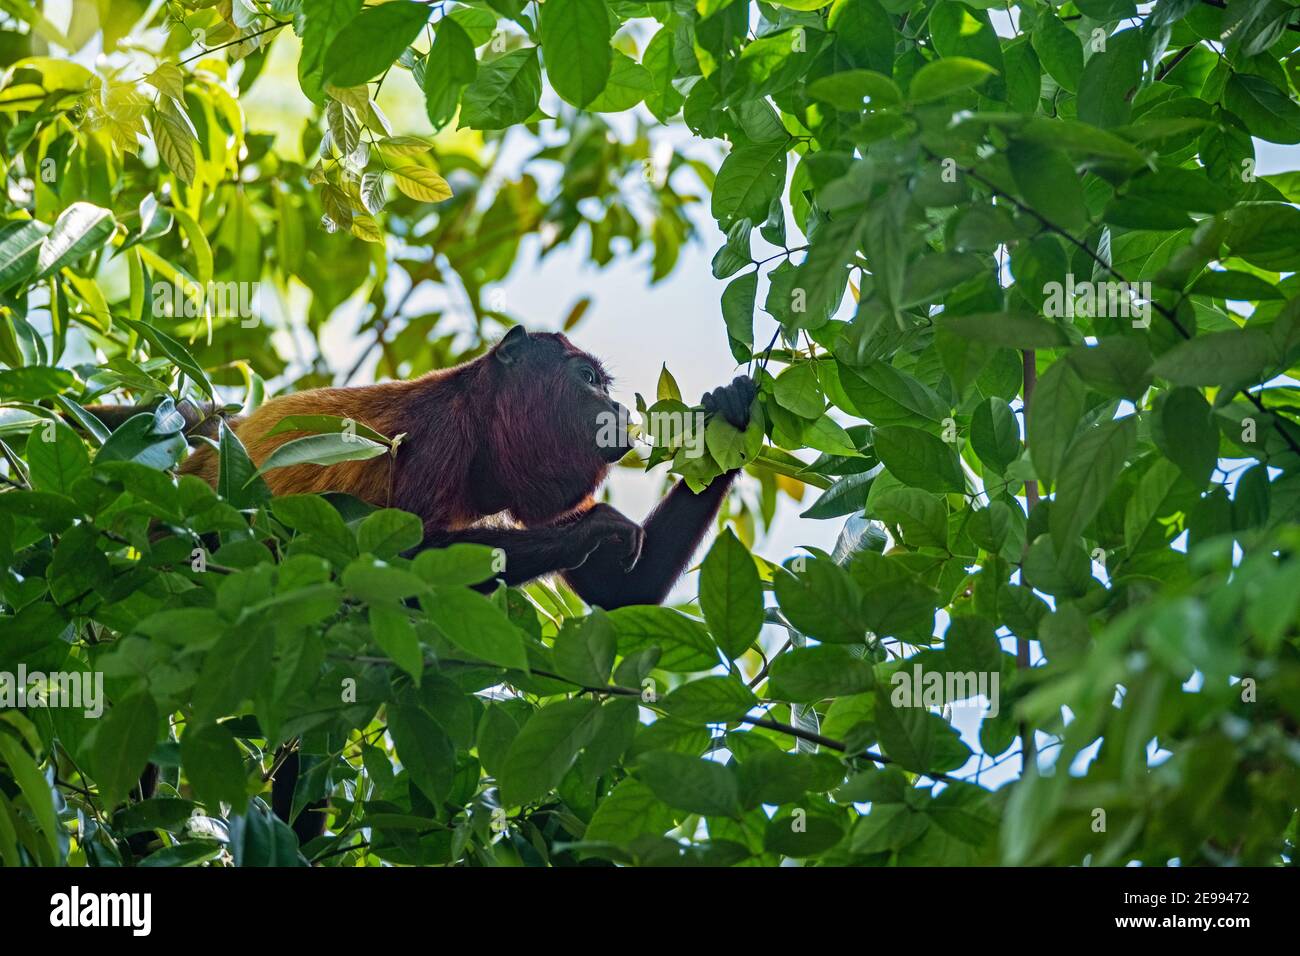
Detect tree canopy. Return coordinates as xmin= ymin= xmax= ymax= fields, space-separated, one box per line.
xmin=1 ymin=0 xmax=1299 ymax=867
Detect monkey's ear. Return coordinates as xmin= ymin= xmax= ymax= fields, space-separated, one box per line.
xmin=494 ymin=325 xmax=528 ymax=365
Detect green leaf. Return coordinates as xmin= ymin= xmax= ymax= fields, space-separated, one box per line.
xmin=792 ymin=207 xmax=866 ymax=325
xmin=872 ymin=425 xmax=965 ymax=493
xmin=92 ymin=691 xmax=158 ymax=807
xmin=423 ymin=17 xmax=477 ymax=130
xmin=1031 ymin=10 xmax=1082 ymax=93
xmin=192 ymin=628 xmax=275 ymax=725
xmin=585 ymin=776 xmax=678 ymax=844
xmin=370 ymin=604 xmax=423 ymax=680
xmin=606 ymin=606 xmax=719 ymax=672
xmin=711 ymin=139 xmax=788 ymax=230
xmin=1076 ymin=28 xmax=1143 ymax=128
xmin=872 ymin=486 xmax=948 ymax=550
xmin=661 ymin=675 xmax=757 ymax=723
xmin=0 ymin=734 xmax=60 ymax=862
xmin=1049 ymin=416 xmax=1137 ymax=551
xmin=1027 ymin=358 xmax=1087 ymax=485
xmin=1066 ymin=337 xmax=1153 ymax=400
xmin=1188 ymin=270 xmax=1282 ymax=301
xmin=767 ymin=645 xmax=874 ymax=701
xmin=828 ymin=0 xmax=894 ymax=74
xmin=412 ymin=544 xmax=501 ymax=588
xmin=699 ymin=528 xmax=764 ymax=660
xmin=850 ymin=801 xmax=929 ymax=854
xmin=1123 ymin=457 xmax=1183 ymax=554
xmin=802 ymin=416 xmax=861 ymax=457
xmin=248 ymin=432 xmax=388 ymax=483
xmin=1153 ymin=387 xmax=1217 ymax=487
xmin=219 ymin=421 xmax=272 ymax=509
xmin=1223 ymin=73 xmax=1300 ymax=145
xmin=643 ymin=27 xmax=684 ymax=123
xmin=391 ymin=165 xmax=452 ymax=204
xmin=322 ymin=0 xmax=430 ymax=87
xmin=265 ymin=414 xmax=390 ymax=445
xmin=424 ymin=587 xmax=528 ymax=670
xmin=118 ymin=316 xmax=214 ymax=399
xmin=96 ymin=412 xmax=188 ymax=471
xmin=656 ymin=364 xmax=681 ymax=402
xmin=939 ymin=311 xmax=1067 ymax=349
xmin=0 ymin=220 xmax=49 ymax=292
xmin=540 ymin=0 xmax=611 ymax=107
xmin=272 ymin=494 xmax=355 ymax=561
xmin=773 ymin=559 xmax=865 ymax=644
xmin=499 ymin=699 xmax=600 ymax=806
xmin=635 ymin=751 xmax=741 ymax=818
xmin=459 ymin=47 xmax=542 ymax=131
xmin=800 ymin=472 xmax=875 ymax=519
xmin=299 ymin=0 xmax=363 ymax=102
xmin=806 ymin=69 xmax=901 ymax=111
xmin=773 ymin=363 xmax=824 ymax=418
xmin=151 ymin=98 xmax=197 ymax=185
xmin=1151 ymin=325 xmax=1281 ymax=386
xmin=388 ymin=700 xmax=456 ymax=803
xmin=1007 ymin=139 xmax=1086 ymax=231
xmin=36 ymin=202 xmax=114 ymax=278
xmin=970 ymin=398 xmax=1020 ymax=472
xmin=908 ymin=57 xmax=997 ymax=103
xmin=182 ymin=722 xmax=249 ymax=813
xmin=329 ymin=565 xmax=405 ymax=614
xmin=840 ymin=360 xmax=948 ymax=425
xmin=26 ymin=420 xmax=90 ymax=496
xmin=874 ymin=687 xmax=971 ymax=774
xmin=764 ymin=812 xmax=845 ymax=857
xmin=553 ymin=611 xmax=617 ymax=686
xmin=225 ymin=802 xmax=305 ymax=866
xmin=357 ymin=508 xmax=423 ymax=558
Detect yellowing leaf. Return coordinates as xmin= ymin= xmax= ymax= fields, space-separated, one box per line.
xmin=392 ymin=166 xmax=452 ymax=203
xmin=351 ymin=213 xmax=383 ymax=243
xmin=144 ymin=63 xmax=185 ymax=102
xmin=377 ymin=135 xmax=433 ymax=156
xmin=151 ymin=99 xmax=197 ymax=186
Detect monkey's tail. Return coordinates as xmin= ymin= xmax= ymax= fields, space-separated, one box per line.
xmin=82 ymin=398 xmax=233 ymax=442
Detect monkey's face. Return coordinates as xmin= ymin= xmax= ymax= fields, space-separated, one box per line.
xmin=491 ymin=328 xmax=633 ymax=467
xmin=566 ymin=357 xmax=634 ymax=464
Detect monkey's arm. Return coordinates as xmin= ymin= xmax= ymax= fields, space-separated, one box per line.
xmin=561 ymin=470 xmax=739 ymax=609
xmin=562 ymin=374 xmax=756 ymax=609
xmin=414 ymin=505 xmax=642 ymax=588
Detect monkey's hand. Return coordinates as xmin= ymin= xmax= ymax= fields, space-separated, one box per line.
xmin=701 ymin=375 xmax=757 ymax=430
xmin=575 ymin=503 xmax=646 ymax=572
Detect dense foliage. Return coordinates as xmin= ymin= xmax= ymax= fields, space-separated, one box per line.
xmin=1 ymin=0 xmax=1299 ymax=867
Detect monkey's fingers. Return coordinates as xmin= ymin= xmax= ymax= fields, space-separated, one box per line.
xmin=718 ymin=377 xmax=756 ymax=429
xmin=618 ymin=525 xmax=645 ymax=572
xmin=701 ymin=376 xmax=757 ymax=430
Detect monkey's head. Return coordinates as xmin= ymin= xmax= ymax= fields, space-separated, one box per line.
xmin=487 ymin=327 xmax=635 ymax=518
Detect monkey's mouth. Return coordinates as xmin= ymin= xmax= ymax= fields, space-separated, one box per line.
xmin=599 ymin=436 xmax=634 ymax=463
xmin=594 ymin=405 xmax=636 ymax=462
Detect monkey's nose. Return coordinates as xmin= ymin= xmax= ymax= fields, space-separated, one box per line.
xmin=596 ymin=405 xmax=635 ymax=461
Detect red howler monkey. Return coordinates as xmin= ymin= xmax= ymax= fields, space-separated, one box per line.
xmin=93 ymin=328 xmax=755 ymax=853
xmin=172 ymin=326 xmax=756 ymax=605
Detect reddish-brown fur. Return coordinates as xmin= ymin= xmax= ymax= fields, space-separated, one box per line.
xmin=181 ymin=332 xmax=611 ymax=531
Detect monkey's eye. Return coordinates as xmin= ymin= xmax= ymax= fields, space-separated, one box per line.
xmin=579 ymin=366 xmax=599 ymax=386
